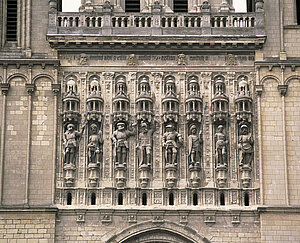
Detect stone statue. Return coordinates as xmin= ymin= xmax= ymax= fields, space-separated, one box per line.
xmin=87 ymin=123 xmax=103 ymax=164
xmin=238 ymin=124 xmax=253 ymax=166
xmin=215 ymin=125 xmax=227 ymax=166
xmin=63 ymin=123 xmax=81 ymax=165
xmin=188 ymin=125 xmax=202 ymax=167
xmin=112 ymin=122 xmax=136 ymax=165
xmin=162 ymin=124 xmax=183 ymax=165
xmin=136 ymin=121 xmax=158 ymax=167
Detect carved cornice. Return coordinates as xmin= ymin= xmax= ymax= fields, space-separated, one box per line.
xmin=255 ymin=85 xmax=263 ymax=96
xmin=278 ymin=84 xmax=288 ymax=97
xmin=52 ymin=83 xmax=61 ymax=95
xmin=0 ymin=83 xmax=10 ymax=95
xmin=25 ymin=84 xmax=35 ymax=95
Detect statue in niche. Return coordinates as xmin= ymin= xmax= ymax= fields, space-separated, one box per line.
xmin=87 ymin=123 xmax=103 ymax=164
xmin=63 ymin=123 xmax=82 ymax=165
xmin=112 ymin=122 xmax=136 ymax=165
xmin=238 ymin=124 xmax=253 ymax=166
xmin=188 ymin=125 xmax=202 ymax=167
xmin=215 ymin=125 xmax=227 ymax=166
xmin=162 ymin=124 xmax=183 ymax=165
xmin=136 ymin=120 xmax=158 ymax=167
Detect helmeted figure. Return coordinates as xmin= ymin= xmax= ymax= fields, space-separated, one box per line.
xmin=136 ymin=121 xmax=157 ymax=167
xmin=188 ymin=125 xmax=202 ymax=167
xmin=215 ymin=125 xmax=227 ymax=166
xmin=87 ymin=123 xmax=103 ymax=164
xmin=162 ymin=124 xmax=183 ymax=165
xmin=238 ymin=124 xmax=254 ymax=166
xmin=112 ymin=122 xmax=135 ymax=165
xmin=63 ymin=123 xmax=81 ymax=165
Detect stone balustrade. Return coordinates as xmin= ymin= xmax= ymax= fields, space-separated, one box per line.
xmin=50 ymin=11 xmax=264 ymax=37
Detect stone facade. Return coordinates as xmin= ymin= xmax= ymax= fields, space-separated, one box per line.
xmin=0 ymin=0 xmax=299 ymax=242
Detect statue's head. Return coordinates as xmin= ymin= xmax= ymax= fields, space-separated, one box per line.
xmin=190 ymin=124 xmax=197 ymax=134
xmin=241 ymin=124 xmax=248 ymax=134
xmin=67 ymin=123 xmax=75 ymax=131
xmin=141 ymin=121 xmax=148 ymax=132
xmin=117 ymin=122 xmax=125 ymax=131
xmin=217 ymin=125 xmax=224 ymax=132
xmin=90 ymin=124 xmax=98 ymax=134
xmin=166 ymin=124 xmax=174 ymax=132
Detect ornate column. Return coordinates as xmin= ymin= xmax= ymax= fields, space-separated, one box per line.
xmin=0 ymin=68 xmax=9 ymax=205
xmin=24 ymin=65 xmax=34 ymax=205
xmin=278 ymin=83 xmax=289 ymax=205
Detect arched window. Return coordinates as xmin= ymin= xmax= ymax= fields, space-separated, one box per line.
xmin=6 ymin=0 xmax=17 ymax=41
xmin=244 ymin=192 xmax=250 ymax=206
xmin=220 ymin=193 xmax=225 ymax=206
xmin=169 ymin=193 xmax=174 ymax=206
xmin=91 ymin=193 xmax=96 ymax=205
xmin=125 ymin=0 xmax=140 ymax=12
xmin=67 ymin=192 xmax=72 ymax=205
xmin=173 ymin=0 xmax=188 ymax=12
xmin=142 ymin=193 xmax=147 ymax=206
xmin=193 ymin=193 xmax=198 ymax=206
xmin=118 ymin=193 xmax=123 ymax=205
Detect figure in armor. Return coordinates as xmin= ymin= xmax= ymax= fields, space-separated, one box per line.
xmin=87 ymin=123 xmax=103 ymax=164
xmin=188 ymin=125 xmax=202 ymax=167
xmin=63 ymin=124 xmax=81 ymax=165
xmin=215 ymin=125 xmax=227 ymax=166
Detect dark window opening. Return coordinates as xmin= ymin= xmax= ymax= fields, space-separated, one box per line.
xmin=297 ymin=0 xmax=300 ymax=24
xmin=6 ymin=0 xmax=17 ymax=41
xmin=169 ymin=193 xmax=174 ymax=206
xmin=118 ymin=193 xmax=123 ymax=205
xmin=193 ymin=193 xmax=198 ymax=206
xmin=244 ymin=192 xmax=250 ymax=206
xmin=91 ymin=193 xmax=96 ymax=205
xmin=57 ymin=0 xmax=62 ymax=11
xmin=67 ymin=192 xmax=72 ymax=205
xmin=125 ymin=0 xmax=140 ymax=12
xmin=246 ymin=0 xmax=255 ymax=12
xmin=220 ymin=193 xmax=225 ymax=206
xmin=174 ymin=0 xmax=188 ymax=12
xmin=142 ymin=193 xmax=147 ymax=206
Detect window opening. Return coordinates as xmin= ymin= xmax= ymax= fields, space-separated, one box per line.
xmin=173 ymin=0 xmax=188 ymax=12
xmin=246 ymin=0 xmax=254 ymax=12
xmin=169 ymin=193 xmax=174 ymax=205
xmin=6 ymin=0 xmax=17 ymax=42
xmin=244 ymin=192 xmax=250 ymax=206
xmin=118 ymin=193 xmax=123 ymax=205
xmin=142 ymin=193 xmax=147 ymax=206
xmin=220 ymin=193 xmax=225 ymax=206
xmin=91 ymin=193 xmax=96 ymax=205
xmin=67 ymin=192 xmax=72 ymax=205
xmin=297 ymin=0 xmax=300 ymax=24
xmin=193 ymin=193 xmax=198 ymax=206
xmin=125 ymin=0 xmax=140 ymax=12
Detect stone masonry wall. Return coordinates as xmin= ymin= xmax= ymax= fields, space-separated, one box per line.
xmin=285 ymin=79 xmax=300 ymax=205
xmin=0 ymin=211 xmax=56 ymax=243
xmin=3 ymin=77 xmax=28 ymax=205
xmin=261 ymin=79 xmax=286 ymax=205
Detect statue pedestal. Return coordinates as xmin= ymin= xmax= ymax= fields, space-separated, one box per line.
xmin=64 ymin=164 xmax=76 ymax=187
xmin=115 ymin=164 xmax=127 ymax=188
xmin=165 ymin=164 xmax=177 ymax=188
xmin=240 ymin=165 xmax=252 ymax=188
xmin=216 ymin=164 xmax=227 ymax=188
xmin=138 ymin=164 xmax=151 ymax=188
xmin=88 ymin=163 xmax=99 ymax=187
xmin=189 ymin=165 xmax=201 ymax=188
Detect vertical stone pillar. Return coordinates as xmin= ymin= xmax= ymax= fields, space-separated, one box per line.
xmin=51 ymin=80 xmax=60 ymax=205
xmin=25 ymin=79 xmax=35 ymax=205
xmin=26 ymin=0 xmax=32 ymax=57
xmin=0 ymin=67 xmax=9 ymax=205
xmin=278 ymin=83 xmax=289 ymax=205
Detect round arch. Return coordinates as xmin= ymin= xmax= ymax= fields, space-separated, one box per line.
xmin=7 ymin=73 xmax=28 ymax=83
xmin=260 ymin=75 xmax=280 ymax=85
xmin=106 ymin=220 xmax=210 ymax=243
xmin=32 ymin=74 xmax=55 ymax=84
xmin=285 ymin=75 xmax=300 ymax=85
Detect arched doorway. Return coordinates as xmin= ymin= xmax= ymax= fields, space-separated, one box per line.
xmin=107 ymin=221 xmax=210 ymax=243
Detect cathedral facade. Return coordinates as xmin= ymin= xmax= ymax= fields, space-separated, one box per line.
xmin=0 ymin=0 xmax=299 ymax=242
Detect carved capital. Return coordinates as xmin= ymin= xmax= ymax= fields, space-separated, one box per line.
xmin=278 ymin=84 xmax=288 ymax=97
xmin=52 ymin=83 xmax=61 ymax=95
xmin=25 ymin=84 xmax=35 ymax=95
xmin=0 ymin=83 xmax=10 ymax=95
xmin=255 ymin=85 xmax=263 ymax=96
